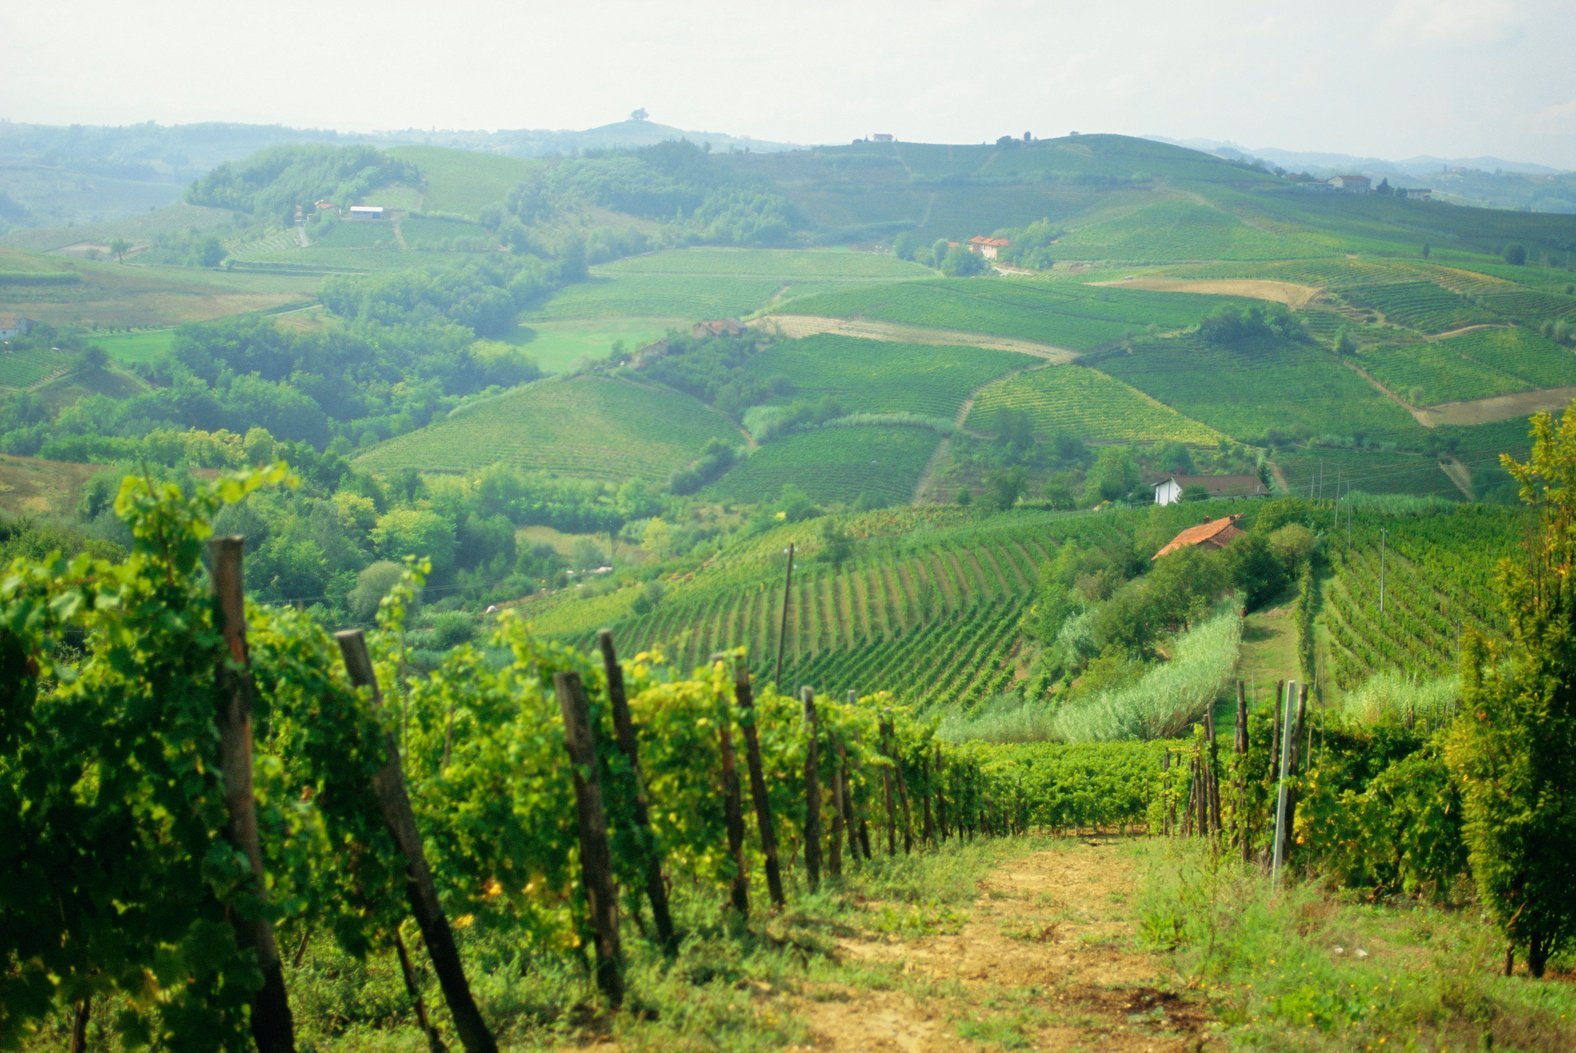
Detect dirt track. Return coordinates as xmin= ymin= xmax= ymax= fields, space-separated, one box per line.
xmin=793 ymin=840 xmax=1211 ymax=1051
xmin=1089 ymin=277 xmax=1321 ymax=310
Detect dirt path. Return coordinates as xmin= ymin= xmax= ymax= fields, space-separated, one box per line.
xmin=1089 ymin=276 xmax=1322 ymax=310
xmin=1427 ymin=323 xmax=1510 ymax=341
xmin=794 ymin=840 xmax=1211 ymax=1051
xmin=758 ymin=315 xmax=1078 ymax=362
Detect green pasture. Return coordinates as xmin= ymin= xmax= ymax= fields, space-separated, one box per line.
xmin=702 ymin=424 xmax=940 ymax=507
xmin=506 ymin=318 xmax=681 ymax=373
xmin=966 ymin=364 xmax=1226 ymax=445
xmin=386 ymin=146 xmax=540 ymax=219
xmin=93 ymin=328 xmax=177 ymax=366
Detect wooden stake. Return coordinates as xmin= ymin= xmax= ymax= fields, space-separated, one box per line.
xmin=598 ymin=630 xmax=677 ymax=953
xmin=393 ymin=928 xmax=446 ymax=1053
xmin=879 ymin=714 xmax=898 ymax=856
xmin=210 ymin=538 xmax=296 ymax=1053
xmin=718 ymin=703 xmax=751 ymax=916
xmin=802 ymin=686 xmax=823 ymax=892
xmin=731 ymin=660 xmax=785 ymax=909
xmin=554 ymin=672 xmax=625 ymax=1007
xmin=336 ymin=630 xmax=497 ymax=1051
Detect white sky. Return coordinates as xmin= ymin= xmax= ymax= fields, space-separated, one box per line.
xmin=4 ymin=0 xmax=1575 ymax=169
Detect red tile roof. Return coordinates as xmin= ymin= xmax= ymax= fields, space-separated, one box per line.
xmin=1153 ymin=514 xmax=1246 ymax=560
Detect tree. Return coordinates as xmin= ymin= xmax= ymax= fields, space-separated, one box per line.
xmin=109 ymin=237 xmax=131 ymax=262
xmin=1447 ymin=405 xmax=1576 ymax=977
xmin=630 ymin=107 xmax=649 ymax=121
xmin=941 ymin=243 xmax=988 ymax=277
xmin=1503 ymin=243 xmax=1527 ymax=266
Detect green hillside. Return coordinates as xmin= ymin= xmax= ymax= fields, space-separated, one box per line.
xmin=966 ymin=364 xmax=1227 ymax=445
xmin=353 ymin=373 xmax=741 ymax=483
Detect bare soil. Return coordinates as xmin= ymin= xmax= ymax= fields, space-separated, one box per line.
xmin=1089 ymin=277 xmax=1321 ymax=310
xmin=755 ymin=316 xmax=1078 ymax=363
xmin=1424 ymin=385 xmax=1576 ymax=426
xmin=792 ymin=841 xmax=1212 ymax=1051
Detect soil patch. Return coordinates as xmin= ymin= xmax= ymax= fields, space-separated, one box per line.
xmin=1090 ymin=277 xmax=1321 ymax=310
xmin=756 ymin=315 xmax=1078 ymax=363
xmin=795 ymin=840 xmax=1213 ymax=1051
xmin=1425 ymin=385 xmax=1576 ymax=426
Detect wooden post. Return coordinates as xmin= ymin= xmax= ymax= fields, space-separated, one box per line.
xmin=1235 ymin=681 xmax=1250 ymax=862
xmin=1271 ymin=681 xmax=1297 ymax=885
xmin=1207 ymin=722 xmax=1222 ymax=839
xmin=828 ymin=743 xmax=845 ymax=879
xmin=717 ymin=702 xmax=751 ymax=916
xmin=801 ymin=687 xmax=823 ymax=892
xmin=731 ymin=660 xmax=785 ymax=909
xmin=774 ymin=543 xmax=795 ymax=690
xmin=69 ymin=999 xmax=90 ymax=1053
xmin=598 ymin=630 xmax=677 ymax=953
xmin=845 ymin=692 xmax=872 ymax=862
xmin=879 ymin=715 xmax=898 ymax=856
xmin=393 ymin=928 xmax=447 ymax=1053
xmin=934 ymin=746 xmax=948 ymax=842
xmin=210 ymin=538 xmax=296 ymax=1053
xmin=553 ymin=672 xmax=625 ymax=1008
xmin=336 ymin=631 xmax=498 ymax=1051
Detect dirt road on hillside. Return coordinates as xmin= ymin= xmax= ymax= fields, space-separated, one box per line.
xmin=793 ymin=840 xmax=1212 ymax=1051
xmin=756 ymin=315 xmax=1079 ymax=363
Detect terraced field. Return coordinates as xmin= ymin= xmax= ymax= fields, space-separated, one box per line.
xmin=1338 ymin=280 xmax=1489 ymax=333
xmin=0 ymin=347 xmax=69 ymax=388
xmin=702 ymin=424 xmax=941 ymax=507
xmin=738 ymin=334 xmax=1030 ymax=418
xmin=965 ymin=364 xmax=1226 ymax=445
xmin=353 ymin=374 xmax=739 ymax=483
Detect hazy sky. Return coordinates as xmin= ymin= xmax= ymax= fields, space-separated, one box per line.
xmin=5 ymin=0 xmax=1575 ymax=168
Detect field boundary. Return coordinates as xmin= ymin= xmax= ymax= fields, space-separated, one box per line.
xmin=755 ymin=314 xmax=1079 ymax=362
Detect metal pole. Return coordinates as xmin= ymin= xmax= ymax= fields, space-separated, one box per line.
xmin=774 ymin=542 xmax=795 ymax=691
xmin=1271 ymin=680 xmax=1297 ymax=885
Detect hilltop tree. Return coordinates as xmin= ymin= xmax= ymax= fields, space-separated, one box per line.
xmin=1447 ymin=405 xmax=1576 ymax=977
xmin=109 ymin=237 xmax=130 ymax=262
xmin=631 ymin=107 xmax=649 ymax=121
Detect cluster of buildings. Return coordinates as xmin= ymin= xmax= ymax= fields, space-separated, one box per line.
xmin=1301 ymin=174 xmax=1432 ymax=200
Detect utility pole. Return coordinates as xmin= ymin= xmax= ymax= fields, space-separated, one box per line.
xmin=774 ymin=542 xmax=795 ymax=690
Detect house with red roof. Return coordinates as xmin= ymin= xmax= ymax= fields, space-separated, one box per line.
xmin=1153 ymin=513 xmax=1247 ymax=561
xmin=967 ymin=236 xmax=1011 ymax=260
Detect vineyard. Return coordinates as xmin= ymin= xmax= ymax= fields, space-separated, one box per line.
xmin=737 ymin=333 xmax=1029 ymax=419
xmin=0 ymin=469 xmax=1181 ymax=1049
xmin=776 ymin=278 xmax=1247 ymax=350
xmin=1359 ymin=339 xmax=1533 ymax=406
xmin=700 ymin=424 xmax=941 ymax=507
xmin=1095 ymin=331 xmax=1426 ymax=446
xmin=354 ymin=374 xmax=740 ymax=483
xmin=1337 ymin=280 xmax=1489 ymax=333
xmin=965 ymin=363 xmax=1227 ymax=445
xmin=1316 ymin=501 xmax=1522 ymax=692
xmin=0 ymin=347 xmax=68 ymax=388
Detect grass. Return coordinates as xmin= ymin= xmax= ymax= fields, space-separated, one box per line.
xmin=92 ymin=328 xmax=177 ymax=366
xmin=0 ymin=347 xmax=69 ymax=388
xmin=526 ymin=274 xmax=788 ymax=322
xmin=0 ymin=453 xmax=104 ymax=517
xmin=385 ymin=146 xmax=541 ymax=219
xmin=1135 ymin=838 xmax=1576 ymax=1051
xmin=354 ymin=374 xmax=740 ymax=484
xmin=966 ymin=364 xmax=1227 ymax=445
xmin=504 ymin=318 xmax=681 ymax=374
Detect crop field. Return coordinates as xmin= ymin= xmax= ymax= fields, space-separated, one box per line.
xmin=1319 ymin=503 xmax=1521 ymax=692
xmin=0 ymin=347 xmax=68 ymax=388
xmin=1096 ymin=333 xmax=1425 ymax=447
xmin=507 ymin=318 xmax=680 ymax=373
xmin=1275 ymin=447 xmax=1459 ymax=502
xmin=780 ymin=279 xmax=1244 ymax=350
xmin=965 ymin=364 xmax=1227 ymax=445
xmin=399 ymin=215 xmax=492 ymax=248
xmin=526 ymin=274 xmax=789 ymax=322
xmin=353 ymin=374 xmax=739 ymax=483
xmin=1477 ymin=286 xmax=1576 ymax=325
xmin=1051 ymin=195 xmax=1324 ymax=262
xmin=702 ymin=424 xmax=941 ymax=507
xmin=1359 ymin=341 xmax=1530 ymax=406
xmin=311 ymin=221 xmax=400 ymax=250
xmin=1337 ymin=281 xmax=1488 ymax=333
xmin=604 ymin=248 xmax=931 ymax=281
xmin=386 ymin=146 xmax=539 ymax=219
xmin=92 ymin=328 xmax=177 ymax=366
xmin=739 ymin=334 xmax=1029 ymax=418
xmin=1438 ymin=326 xmax=1576 ymax=389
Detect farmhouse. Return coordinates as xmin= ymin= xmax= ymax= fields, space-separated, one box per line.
xmin=872 ymin=133 xmax=895 ymax=142
xmin=348 ymin=205 xmax=386 ymax=220
xmin=1399 ymin=187 xmax=1433 ymax=201
xmin=692 ymin=318 xmax=746 ymax=338
xmin=1328 ymin=175 xmax=1371 ymax=194
xmin=967 ymin=236 xmax=1011 ymax=260
xmin=1153 ymin=513 xmax=1247 ymax=561
xmin=0 ymin=314 xmax=34 ymax=340
xmin=1152 ymin=473 xmax=1269 ymax=506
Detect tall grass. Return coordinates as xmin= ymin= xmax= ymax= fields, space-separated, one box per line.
xmin=942 ymin=606 xmax=1242 ymax=744
xmin=1052 ymin=606 xmax=1243 ymax=742
xmin=1336 ymin=670 xmax=1459 ymax=732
